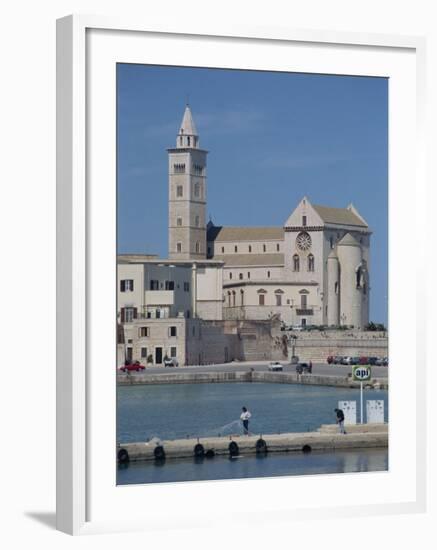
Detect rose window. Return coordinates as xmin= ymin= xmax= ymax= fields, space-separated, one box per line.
xmin=296 ymin=231 xmax=312 ymax=251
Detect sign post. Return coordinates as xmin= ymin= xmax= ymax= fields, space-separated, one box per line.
xmin=352 ymin=365 xmax=372 ymax=423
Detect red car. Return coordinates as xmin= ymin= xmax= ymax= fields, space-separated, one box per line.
xmin=119 ymin=361 xmax=145 ymax=372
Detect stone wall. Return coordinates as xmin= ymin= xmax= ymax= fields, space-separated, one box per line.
xmin=287 ymin=330 xmax=388 ymax=362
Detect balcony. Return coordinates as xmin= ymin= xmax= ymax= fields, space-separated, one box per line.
xmin=296 ymin=308 xmax=314 ymax=316
xmin=145 ymin=290 xmax=174 ymax=306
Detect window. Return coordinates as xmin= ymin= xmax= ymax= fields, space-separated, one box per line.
xmin=229 ymin=273 xmax=233 ymax=280
xmin=227 ymin=291 xmax=231 ymax=306
xmin=234 ymin=245 xmax=238 ymax=253
xmin=301 ymin=294 xmax=308 ymax=308
xmin=195 ymin=241 xmax=200 ymax=253
xmin=293 ymin=254 xmax=300 ymax=272
xmin=239 ymin=273 xmax=243 ymax=280
xmin=240 ymin=290 xmax=244 ymax=306
xmin=276 ymin=294 xmax=282 ymax=306
xmin=141 ymin=347 xmax=148 ymax=358
xmin=177 ymin=185 xmax=183 ymax=197
xmin=139 ymin=326 xmax=149 ymax=338
xmin=276 ymin=243 xmax=280 ymax=252
xmin=156 ymin=309 xmax=161 ymax=319
xmin=267 ymin=271 xmax=271 ymax=278
xmin=165 ymin=280 xmax=175 ymax=290
xmin=308 ymin=254 xmax=315 ymax=272
xmin=174 ymin=163 xmax=185 ymax=173
xmin=195 ymin=215 xmax=200 ymax=227
xmin=263 ymin=244 xmax=266 ymax=252
xmin=120 ymin=279 xmax=134 ymax=292
xmin=221 ymin=246 xmax=225 ymax=254
xmin=187 ymin=136 xmax=191 ymax=146
xmin=259 ymin=294 xmax=265 ymax=306
xmin=184 ymin=282 xmax=190 ymax=292
xmin=177 ymin=242 xmax=182 ymax=253
xmin=177 ymin=217 xmax=182 ymax=226
xmin=194 ymin=182 xmax=200 ymax=198
xmin=247 ymin=272 xmax=250 ymax=279
xmin=169 ymin=326 xmax=177 ymax=337
xmin=150 ymin=280 xmax=159 ymax=290
xmin=170 ymin=347 xmax=177 ymax=358
xmin=302 ymin=215 xmax=307 ymax=226
xmin=121 ymin=307 xmax=137 ymax=323
xmin=232 ymin=291 xmax=236 ymax=307
xmin=248 ymin=245 xmax=252 ymax=253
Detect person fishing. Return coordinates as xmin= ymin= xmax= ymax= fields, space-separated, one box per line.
xmin=240 ymin=406 xmax=252 ymax=435
xmin=334 ymin=408 xmax=346 ymax=434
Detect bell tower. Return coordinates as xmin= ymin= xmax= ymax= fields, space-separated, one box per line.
xmin=168 ymin=105 xmax=208 ymax=260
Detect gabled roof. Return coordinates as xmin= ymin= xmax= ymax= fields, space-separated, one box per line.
xmin=207 ymin=226 xmax=283 ymax=242
xmin=312 ymin=204 xmax=368 ymax=228
xmin=179 ymin=105 xmax=198 ymax=136
xmin=337 ymin=232 xmax=360 ymax=246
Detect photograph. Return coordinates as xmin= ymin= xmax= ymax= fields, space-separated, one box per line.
xmin=115 ymin=64 xmax=389 ymax=485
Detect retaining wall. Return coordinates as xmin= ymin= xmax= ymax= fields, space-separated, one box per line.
xmin=117 ymin=370 xmax=388 ymax=389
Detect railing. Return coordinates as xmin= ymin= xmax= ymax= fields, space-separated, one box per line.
xmin=296 ymin=308 xmax=314 ymax=316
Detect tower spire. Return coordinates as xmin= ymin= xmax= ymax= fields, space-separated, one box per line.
xmin=177 ymin=104 xmax=199 ymax=148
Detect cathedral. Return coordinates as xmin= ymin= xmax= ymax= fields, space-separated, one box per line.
xmin=167 ymin=104 xmax=371 ymax=329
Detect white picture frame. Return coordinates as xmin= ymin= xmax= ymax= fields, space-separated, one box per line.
xmin=56 ymin=14 xmax=427 ymax=535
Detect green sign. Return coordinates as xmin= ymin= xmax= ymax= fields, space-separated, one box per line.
xmin=352 ymin=365 xmax=372 ymax=382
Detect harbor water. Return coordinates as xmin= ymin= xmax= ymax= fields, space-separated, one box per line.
xmin=117 ymin=382 xmax=388 ymax=484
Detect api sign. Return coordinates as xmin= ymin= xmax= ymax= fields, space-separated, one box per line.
xmin=352 ymin=365 xmax=372 ymax=382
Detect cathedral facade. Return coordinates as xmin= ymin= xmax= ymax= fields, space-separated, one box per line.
xmin=168 ymin=105 xmax=371 ymax=329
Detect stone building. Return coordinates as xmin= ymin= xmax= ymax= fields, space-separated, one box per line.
xmin=207 ymin=197 xmax=371 ymax=329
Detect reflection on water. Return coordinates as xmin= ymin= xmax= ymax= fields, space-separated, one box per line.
xmin=117 ymin=448 xmax=389 ymax=485
xmin=117 ymin=382 xmax=388 ymax=443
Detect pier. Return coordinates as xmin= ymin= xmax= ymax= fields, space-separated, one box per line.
xmin=117 ymin=423 xmax=388 ymax=463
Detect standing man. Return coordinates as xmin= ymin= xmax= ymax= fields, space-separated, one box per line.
xmin=240 ymin=406 xmax=252 ymax=435
xmin=334 ymin=408 xmax=346 ymax=434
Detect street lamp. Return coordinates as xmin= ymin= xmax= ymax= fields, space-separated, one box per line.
xmin=289 ymin=334 xmax=298 ymax=364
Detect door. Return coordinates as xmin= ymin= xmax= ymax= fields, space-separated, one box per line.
xmin=155 ymin=347 xmax=163 ymax=364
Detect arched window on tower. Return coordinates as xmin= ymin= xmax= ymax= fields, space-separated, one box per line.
xmin=187 ymin=136 xmax=191 ymax=146
xmin=232 ymin=291 xmax=236 ymax=307
xmin=240 ymin=290 xmax=244 ymax=306
xmin=293 ymin=254 xmax=300 ymax=272
xmin=195 ymin=241 xmax=200 ymax=253
xmin=308 ymin=254 xmax=315 ymax=272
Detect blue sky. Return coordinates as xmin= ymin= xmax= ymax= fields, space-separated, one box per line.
xmin=117 ymin=64 xmax=388 ymax=324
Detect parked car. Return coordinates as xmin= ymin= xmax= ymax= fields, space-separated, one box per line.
xmin=367 ymin=356 xmax=379 ymax=365
xmin=327 ymin=355 xmax=334 ymax=364
xmin=164 ymin=357 xmax=179 ymax=367
xmin=375 ymin=357 xmax=389 ymax=366
xmin=268 ymin=361 xmax=283 ymax=372
xmin=359 ymin=356 xmax=369 ymax=365
xmin=332 ymin=356 xmax=343 ymax=365
xmin=119 ymin=360 xmax=145 ymax=372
